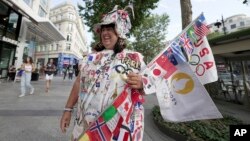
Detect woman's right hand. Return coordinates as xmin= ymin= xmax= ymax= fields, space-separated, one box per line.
xmin=60 ymin=111 xmax=72 ymax=133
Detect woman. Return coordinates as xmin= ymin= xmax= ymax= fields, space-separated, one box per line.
xmin=60 ymin=7 xmax=145 ymax=141
xmin=44 ymin=59 xmax=56 ymax=93
xmin=19 ymin=56 xmax=35 ymax=98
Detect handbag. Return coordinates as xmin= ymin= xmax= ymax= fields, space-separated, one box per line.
xmin=17 ymin=70 xmax=24 ymax=77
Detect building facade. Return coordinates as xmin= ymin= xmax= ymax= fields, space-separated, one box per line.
xmin=0 ymin=1 xmax=22 ymax=78
xmin=35 ymin=1 xmax=87 ymax=75
xmin=0 ymin=0 xmax=64 ymax=79
xmin=210 ymin=14 xmax=250 ymax=34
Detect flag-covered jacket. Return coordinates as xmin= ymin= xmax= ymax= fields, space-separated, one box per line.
xmin=72 ymin=49 xmax=145 ymax=141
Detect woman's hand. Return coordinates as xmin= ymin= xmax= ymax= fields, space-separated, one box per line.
xmin=126 ymin=72 xmax=143 ymax=89
xmin=60 ymin=111 xmax=72 ymax=133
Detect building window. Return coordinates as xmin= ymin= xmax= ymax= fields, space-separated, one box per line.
xmin=67 ymin=34 xmax=72 ymax=41
xmin=56 ymin=44 xmax=59 ymax=50
xmin=6 ymin=10 xmax=21 ymax=40
xmin=41 ymin=46 xmax=45 ymax=51
xmin=69 ymin=13 xmax=74 ymax=20
xmin=40 ymin=0 xmax=48 ymax=8
xmin=68 ymin=23 xmax=73 ymax=31
xmin=57 ymin=15 xmax=62 ymax=20
xmin=23 ymin=0 xmax=33 ymax=7
xmin=66 ymin=43 xmax=71 ymax=50
xmin=38 ymin=6 xmax=46 ymax=17
xmin=44 ymin=45 xmax=48 ymax=51
xmin=37 ymin=46 xmax=40 ymax=52
xmin=58 ymin=24 xmax=61 ymax=31
xmin=229 ymin=19 xmax=233 ymax=23
xmin=50 ymin=44 xmax=53 ymax=51
xmin=240 ymin=21 xmax=245 ymax=27
xmin=231 ymin=24 xmax=236 ymax=29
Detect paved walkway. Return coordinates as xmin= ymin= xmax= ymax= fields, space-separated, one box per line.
xmin=1 ymin=77 xmax=249 ymax=141
xmin=0 ymin=77 xmax=173 ymax=141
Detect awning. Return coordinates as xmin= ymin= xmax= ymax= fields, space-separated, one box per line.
xmin=2 ymin=0 xmax=65 ymax=43
xmin=27 ymin=19 xmax=65 ymax=43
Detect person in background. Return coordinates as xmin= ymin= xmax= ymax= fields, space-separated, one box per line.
xmin=8 ymin=65 xmax=16 ymax=81
xmin=62 ymin=65 xmax=68 ymax=80
xmin=44 ymin=59 xmax=56 ymax=93
xmin=19 ymin=56 xmax=35 ymax=98
xmin=68 ymin=65 xmax=74 ymax=80
xmin=74 ymin=63 xmax=79 ymax=77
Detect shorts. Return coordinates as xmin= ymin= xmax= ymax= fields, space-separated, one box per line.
xmin=45 ymin=74 xmax=54 ymax=80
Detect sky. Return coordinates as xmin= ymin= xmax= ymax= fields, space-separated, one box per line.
xmin=51 ymin=0 xmax=250 ymax=47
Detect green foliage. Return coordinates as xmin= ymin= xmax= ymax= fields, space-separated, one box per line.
xmin=132 ymin=14 xmax=169 ymax=63
xmin=208 ymin=27 xmax=250 ymax=45
xmin=78 ymin=0 xmax=160 ymax=42
xmin=207 ymin=32 xmax=224 ymax=40
xmin=152 ymin=105 xmax=243 ymax=141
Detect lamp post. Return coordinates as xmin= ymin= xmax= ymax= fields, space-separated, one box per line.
xmin=214 ymin=15 xmax=226 ymax=35
xmin=243 ymin=0 xmax=248 ymax=5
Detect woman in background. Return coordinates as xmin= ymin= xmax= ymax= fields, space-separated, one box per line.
xmin=44 ymin=59 xmax=56 ymax=93
xmin=19 ymin=56 xmax=35 ymax=98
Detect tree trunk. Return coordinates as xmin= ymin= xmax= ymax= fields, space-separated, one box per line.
xmin=180 ymin=0 xmax=192 ymax=29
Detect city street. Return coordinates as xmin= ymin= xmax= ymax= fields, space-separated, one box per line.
xmin=0 ymin=77 xmax=174 ymax=141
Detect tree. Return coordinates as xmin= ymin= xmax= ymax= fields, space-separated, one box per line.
xmin=180 ymin=0 xmax=192 ymax=29
xmin=132 ymin=14 xmax=169 ymax=63
xmin=78 ymin=0 xmax=160 ymax=42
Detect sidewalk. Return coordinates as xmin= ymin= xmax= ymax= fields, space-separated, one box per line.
xmin=214 ymin=99 xmax=250 ymax=124
xmin=0 ymin=77 xmax=75 ymax=141
xmin=0 ymin=77 xmax=174 ymax=141
xmin=2 ymin=77 xmax=247 ymax=140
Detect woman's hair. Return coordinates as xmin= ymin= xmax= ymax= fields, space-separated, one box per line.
xmin=24 ymin=56 xmax=33 ymax=64
xmin=93 ymin=24 xmax=126 ymax=55
xmin=47 ymin=59 xmax=54 ymax=64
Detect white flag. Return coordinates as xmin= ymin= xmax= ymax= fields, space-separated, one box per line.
xmin=141 ymin=13 xmax=222 ymax=122
xmin=155 ymin=61 xmax=222 ymax=122
xmin=189 ymin=36 xmax=218 ymax=84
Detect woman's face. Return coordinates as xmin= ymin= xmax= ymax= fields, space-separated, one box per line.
xmin=26 ymin=57 xmax=30 ymax=62
xmin=101 ymin=26 xmax=118 ymax=50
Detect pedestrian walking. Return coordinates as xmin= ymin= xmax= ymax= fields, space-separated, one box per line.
xmin=62 ymin=66 xmax=68 ymax=80
xmin=68 ymin=65 xmax=74 ymax=80
xmin=44 ymin=59 xmax=56 ymax=93
xmin=18 ymin=56 xmax=35 ymax=98
xmin=60 ymin=6 xmax=145 ymax=141
xmin=74 ymin=63 xmax=79 ymax=77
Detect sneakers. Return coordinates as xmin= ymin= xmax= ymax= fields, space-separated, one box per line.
xmin=30 ymin=88 xmax=34 ymax=95
xmin=18 ymin=94 xmax=25 ymax=98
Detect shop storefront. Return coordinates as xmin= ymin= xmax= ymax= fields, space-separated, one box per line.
xmin=58 ymin=53 xmax=79 ymax=75
xmin=0 ymin=1 xmax=22 ymax=78
xmin=210 ymin=29 xmax=250 ymax=105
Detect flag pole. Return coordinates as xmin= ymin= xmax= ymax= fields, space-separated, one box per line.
xmin=146 ymin=13 xmax=204 ymax=66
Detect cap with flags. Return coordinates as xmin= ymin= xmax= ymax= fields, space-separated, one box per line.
xmin=93 ymin=5 xmax=133 ymax=39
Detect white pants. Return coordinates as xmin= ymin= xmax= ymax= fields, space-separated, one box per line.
xmin=21 ymin=73 xmax=34 ymax=95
